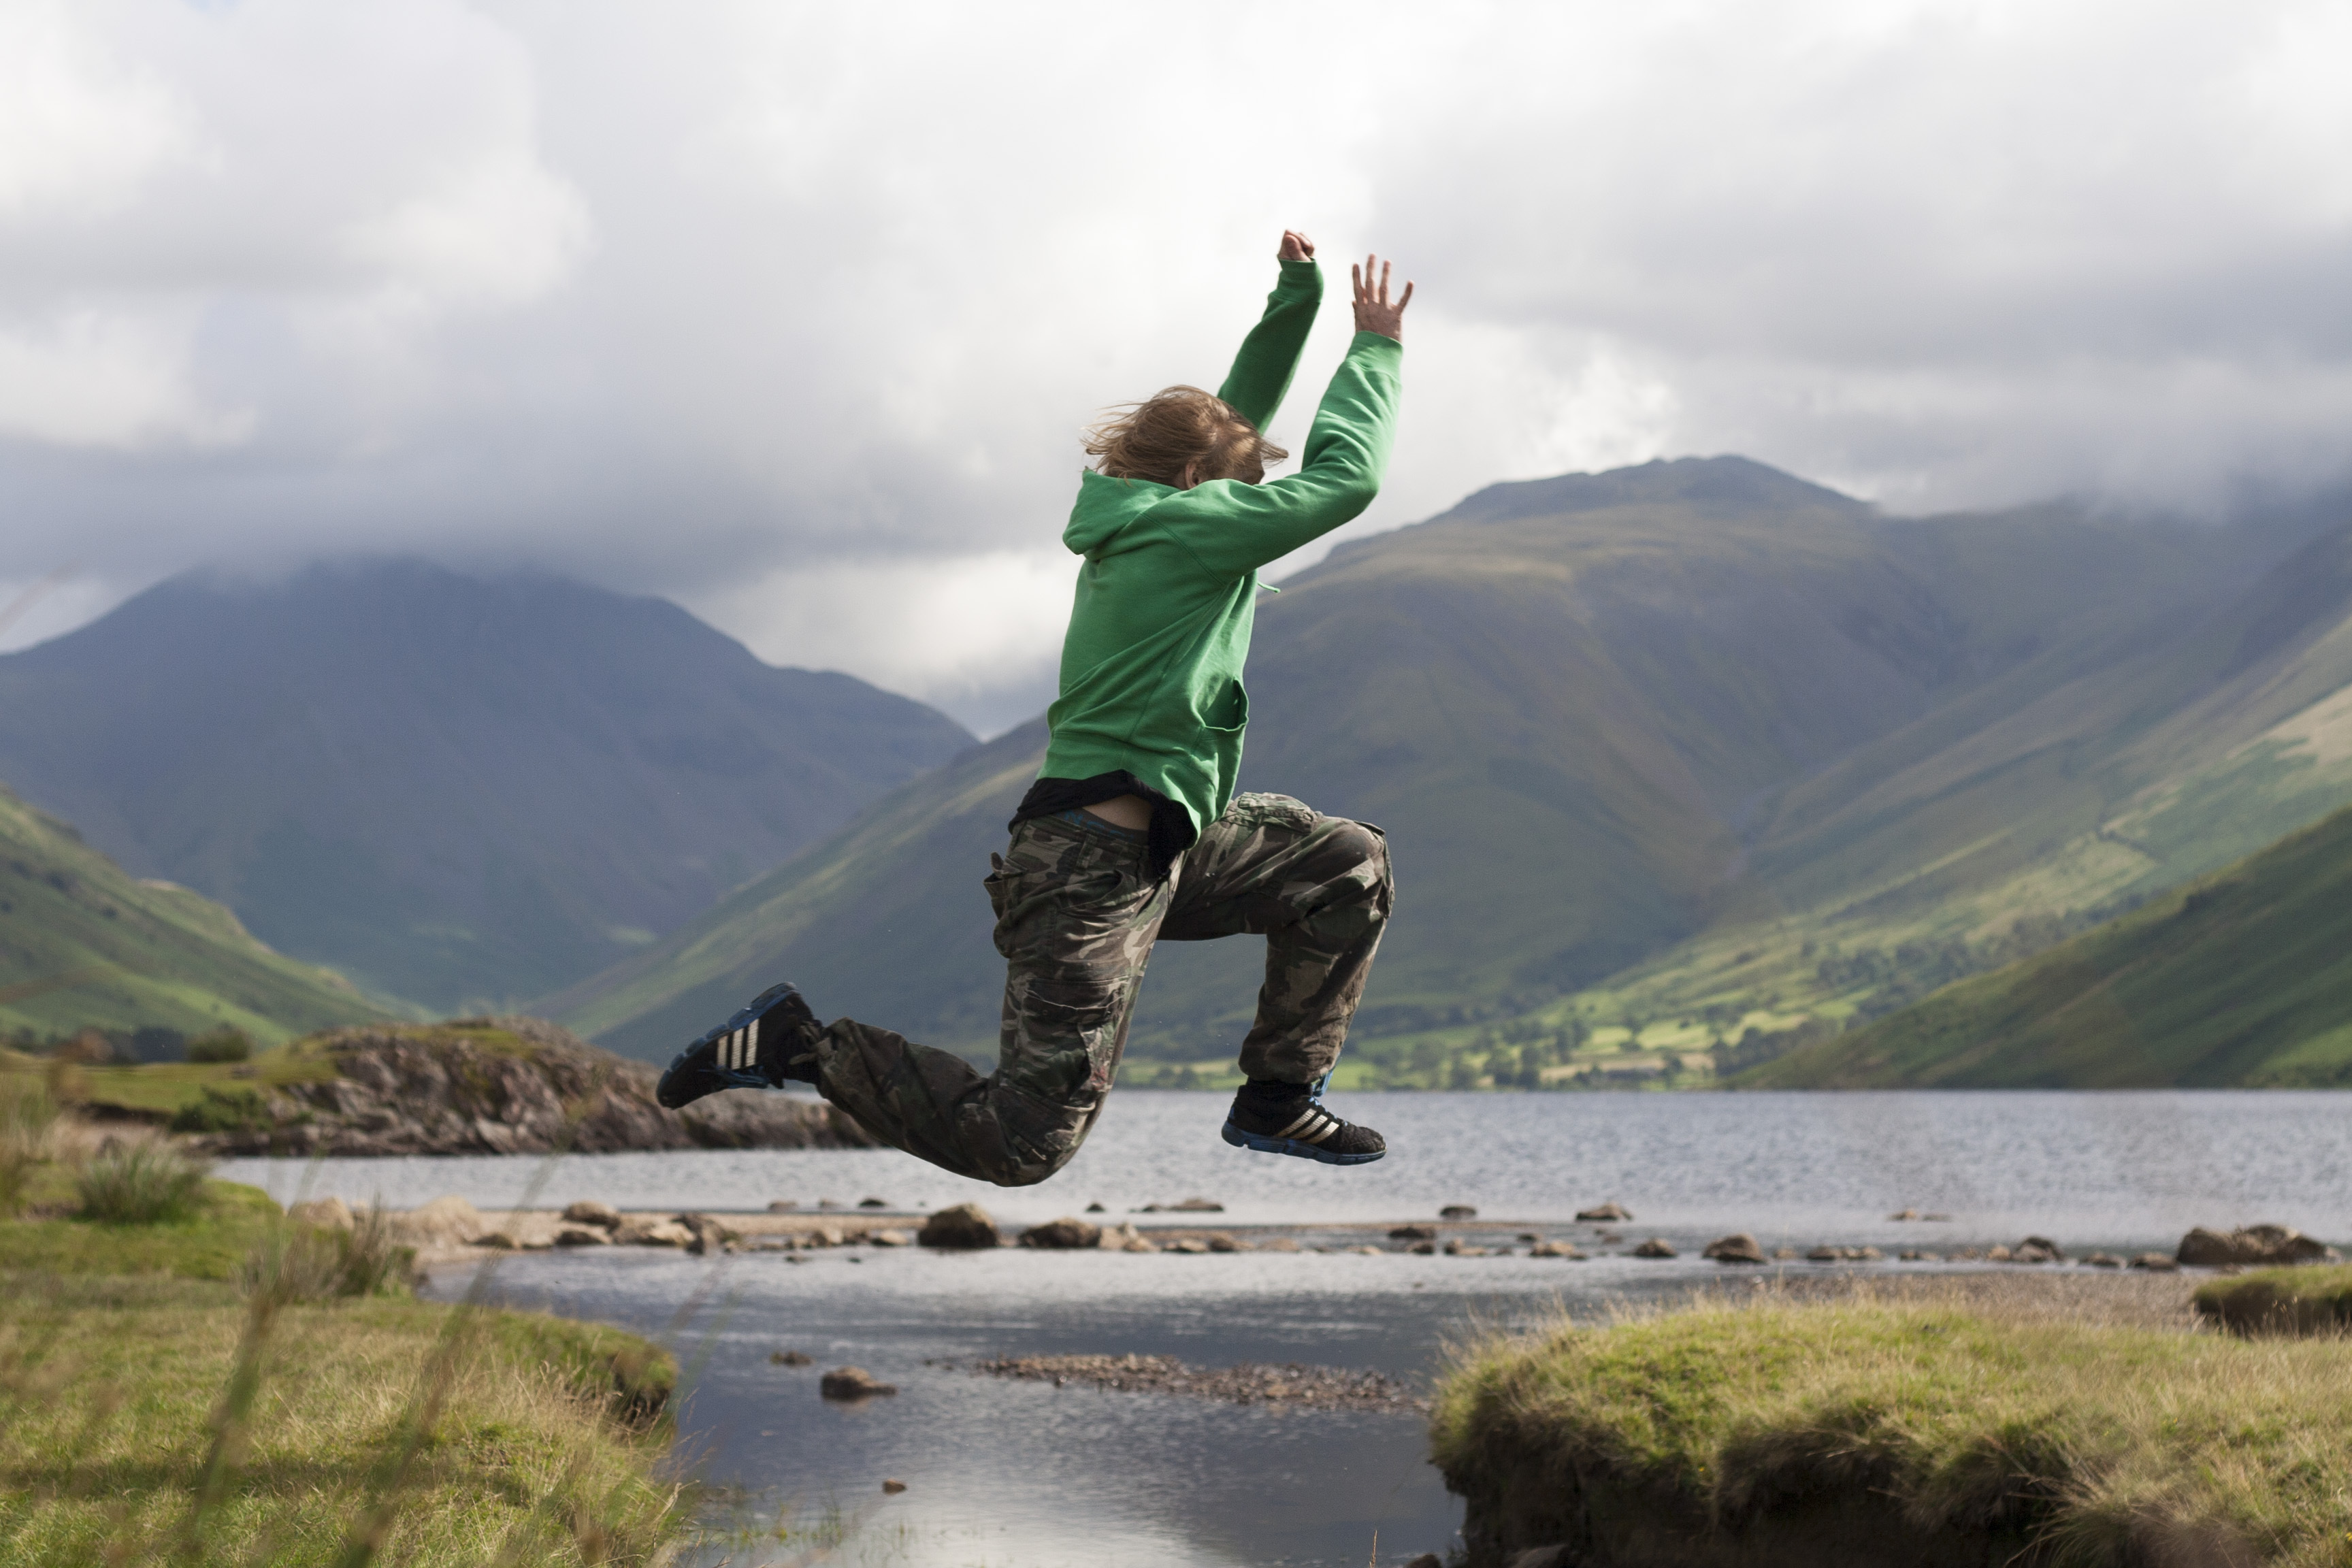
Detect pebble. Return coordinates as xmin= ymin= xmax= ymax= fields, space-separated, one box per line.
xmin=950 ymin=1352 xmax=1422 ymax=1411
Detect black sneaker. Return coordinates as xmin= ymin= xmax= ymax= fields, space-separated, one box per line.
xmin=655 ymin=983 xmax=821 ymax=1109
xmin=1221 ymin=1080 xmax=1386 ymax=1166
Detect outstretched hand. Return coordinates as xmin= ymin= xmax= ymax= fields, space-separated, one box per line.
xmin=1351 ymin=254 xmax=1413 ymax=341
xmin=1277 ymin=229 xmax=1316 ymax=262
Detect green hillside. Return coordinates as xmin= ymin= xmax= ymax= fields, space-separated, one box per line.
xmin=0 ymin=783 xmax=395 ymax=1046
xmin=1735 ymin=802 xmax=2352 ymax=1087
xmin=548 ymin=457 xmax=2306 ymax=1067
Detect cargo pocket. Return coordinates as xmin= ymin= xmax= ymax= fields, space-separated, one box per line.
xmin=1002 ymin=974 xmax=1126 ymax=1105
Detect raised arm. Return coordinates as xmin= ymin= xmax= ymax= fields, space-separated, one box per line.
xmin=1215 ymin=231 xmax=1323 ymax=431
xmin=1169 ymin=252 xmax=1414 ymax=576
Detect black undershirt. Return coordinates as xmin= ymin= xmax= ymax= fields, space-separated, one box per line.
xmin=1009 ymin=772 xmax=1196 ymax=881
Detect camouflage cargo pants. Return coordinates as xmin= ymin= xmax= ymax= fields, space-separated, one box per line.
xmin=809 ymin=791 xmax=1393 ymax=1186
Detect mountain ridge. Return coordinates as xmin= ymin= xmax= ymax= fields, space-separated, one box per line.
xmin=0 ymin=560 xmax=975 ymax=1010
xmin=545 ymin=456 xmax=2334 ymax=1065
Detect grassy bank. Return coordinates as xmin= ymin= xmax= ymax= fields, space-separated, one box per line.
xmin=2196 ymin=1263 xmax=2352 ymax=1337
xmin=1431 ymin=1292 xmax=2352 ymax=1567
xmin=0 ymin=1134 xmax=683 ymax=1567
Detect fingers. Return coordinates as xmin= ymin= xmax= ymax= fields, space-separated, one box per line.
xmin=1396 ymin=279 xmax=1415 ymax=312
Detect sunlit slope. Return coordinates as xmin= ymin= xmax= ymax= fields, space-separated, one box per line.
xmin=552 ymin=456 xmax=2247 ymax=1062
xmin=0 ymin=785 xmax=395 ymax=1043
xmin=1746 ymin=517 xmax=2352 ymax=931
xmin=1738 ymin=802 xmax=2352 ymax=1087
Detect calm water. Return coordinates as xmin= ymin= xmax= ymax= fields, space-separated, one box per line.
xmin=220 ymin=1090 xmax=2351 ymax=1568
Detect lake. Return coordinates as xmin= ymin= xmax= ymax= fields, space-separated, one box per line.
xmin=220 ymin=1089 xmax=2352 ymax=1567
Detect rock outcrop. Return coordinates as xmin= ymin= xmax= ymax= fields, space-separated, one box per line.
xmin=185 ymin=1017 xmax=875 ymax=1156
xmin=2177 ymin=1224 xmax=2336 ymax=1267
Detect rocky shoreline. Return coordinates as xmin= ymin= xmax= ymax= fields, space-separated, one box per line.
xmin=185 ymin=1017 xmax=871 ymax=1156
xmin=343 ymin=1192 xmax=2343 ymax=1281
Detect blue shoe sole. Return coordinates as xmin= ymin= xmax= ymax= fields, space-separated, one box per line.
xmin=1221 ymin=1117 xmax=1386 ymax=1166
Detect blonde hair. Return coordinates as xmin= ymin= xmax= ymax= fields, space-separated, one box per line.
xmin=1083 ymin=386 xmax=1288 ymax=487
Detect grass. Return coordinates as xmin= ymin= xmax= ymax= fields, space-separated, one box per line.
xmin=0 ymin=1274 xmax=681 ymax=1567
xmin=2196 ymin=1264 xmax=2352 ymax=1339
xmin=1431 ymin=1290 xmax=2352 ymax=1566
xmin=0 ymin=1174 xmax=288 ymax=1281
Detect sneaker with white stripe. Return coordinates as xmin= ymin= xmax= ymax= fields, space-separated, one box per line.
xmin=1221 ymin=1082 xmax=1386 ymax=1165
xmin=655 ymin=982 xmax=821 ymax=1109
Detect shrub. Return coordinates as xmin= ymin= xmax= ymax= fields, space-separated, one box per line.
xmin=167 ymin=1085 xmax=268 ymax=1134
xmin=76 ymin=1143 xmax=210 ymax=1224
xmin=0 ymin=1075 xmax=59 ymax=1216
xmin=239 ymin=1201 xmax=416 ymax=1305
xmin=185 ymin=1027 xmax=252 ymax=1064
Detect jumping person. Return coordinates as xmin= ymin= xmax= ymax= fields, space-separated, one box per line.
xmin=657 ymin=231 xmax=1411 ymax=1186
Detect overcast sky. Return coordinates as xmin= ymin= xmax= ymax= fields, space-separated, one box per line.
xmin=5 ymin=1 xmax=2351 ymax=732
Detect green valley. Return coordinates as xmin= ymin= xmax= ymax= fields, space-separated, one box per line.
xmin=1733 ymin=802 xmax=2352 ymax=1088
xmin=0 ymin=784 xmax=395 ymax=1047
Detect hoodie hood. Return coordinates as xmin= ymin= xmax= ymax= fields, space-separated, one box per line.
xmin=1064 ymin=468 xmax=1173 ymax=557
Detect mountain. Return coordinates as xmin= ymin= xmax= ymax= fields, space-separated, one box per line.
xmin=1733 ymin=802 xmax=2352 ymax=1087
xmin=549 ymin=455 xmax=2314 ymax=1064
xmin=0 ymin=783 xmax=388 ymax=1045
xmin=0 ymin=561 xmax=974 ymax=1011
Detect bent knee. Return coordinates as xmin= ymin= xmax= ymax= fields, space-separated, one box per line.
xmin=1321 ymin=819 xmax=1394 ymax=904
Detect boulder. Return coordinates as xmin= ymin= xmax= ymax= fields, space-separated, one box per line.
xmin=555 ymin=1225 xmax=613 ymax=1247
xmin=561 ymin=1200 xmax=623 ymax=1230
xmin=1702 ymin=1233 xmax=1765 ymax=1264
xmin=768 ymin=1199 xmax=798 ymax=1211
xmin=1985 ymin=1245 xmax=2013 ymax=1262
xmin=918 ymin=1203 xmax=1000 ymax=1249
xmin=2014 ymin=1236 xmax=2064 ymax=1264
xmin=672 ymin=1213 xmax=740 ymax=1255
xmin=1166 ymin=1237 xmax=1211 ymax=1254
xmin=1528 ymin=1240 xmax=1585 ymax=1259
xmin=1345 ymin=1245 xmax=1382 ymax=1256
xmin=472 ymin=1230 xmax=519 ymax=1250
xmin=1205 ymin=1233 xmax=1248 ymax=1253
xmin=1508 ymin=1550 xmax=1572 ymax=1568
xmin=858 ymin=1197 xmax=889 ymax=1208
xmin=616 ymin=1219 xmax=694 ymax=1247
xmin=819 ymin=1366 xmax=897 ymax=1400
xmin=2131 ymin=1253 xmax=2181 ymax=1272
xmin=1632 ymin=1237 xmax=1678 ymax=1258
xmin=1806 ymin=1245 xmax=1842 ymax=1262
xmin=1897 ymin=1249 xmax=1928 ymax=1261
xmin=2083 ymin=1252 xmax=2123 ymax=1269
xmin=289 ymin=1196 xmax=355 ymax=1232
xmin=1577 ymin=1202 xmax=1633 ymax=1222
xmin=1019 ymin=1218 xmax=1102 ymax=1250
xmin=770 ymin=1350 xmax=813 ymax=1365
xmin=1166 ymin=1197 xmax=1224 ymax=1212
xmin=1439 ymin=1204 xmax=1478 ymax=1220
xmin=881 ymin=1478 xmax=908 ymax=1494
xmin=393 ymin=1195 xmax=484 ymax=1249
xmin=1888 ymin=1208 xmax=1919 ymax=1222
xmin=2177 ymin=1224 xmax=2334 ymax=1268
xmin=1444 ymin=1241 xmax=1493 ymax=1257
xmin=1408 ymin=1241 xmax=1437 ymax=1256
xmin=868 ymin=1228 xmax=914 ymax=1247
xmin=1389 ymin=1224 xmax=1437 ymax=1241
xmin=1852 ymin=1246 xmax=1884 ymax=1262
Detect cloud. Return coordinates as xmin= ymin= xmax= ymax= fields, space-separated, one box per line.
xmin=3 ymin=1 xmax=2351 ymax=725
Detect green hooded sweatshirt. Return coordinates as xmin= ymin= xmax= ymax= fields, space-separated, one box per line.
xmin=1039 ymin=257 xmax=1404 ymax=841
